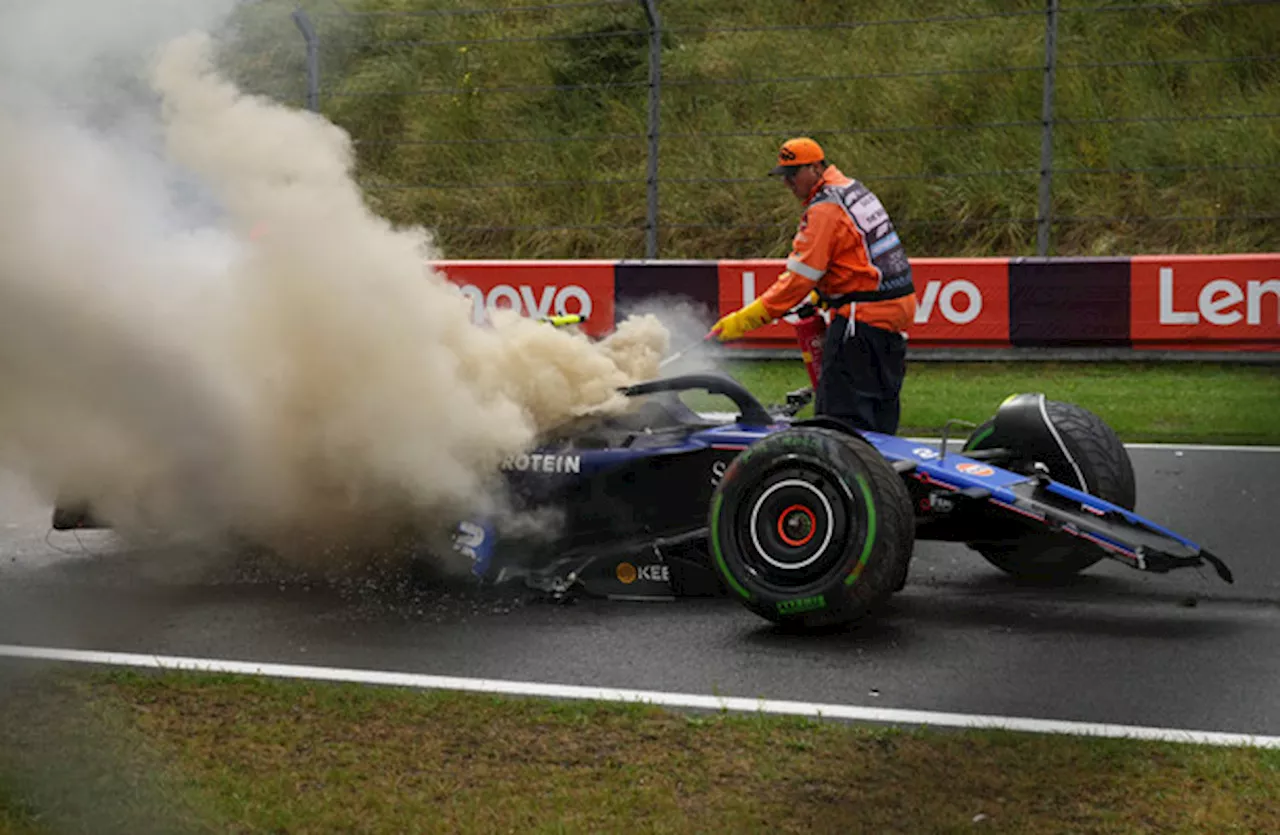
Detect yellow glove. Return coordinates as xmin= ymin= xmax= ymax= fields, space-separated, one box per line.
xmin=707 ymin=298 xmax=773 ymax=342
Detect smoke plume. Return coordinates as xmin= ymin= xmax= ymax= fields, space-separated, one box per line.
xmin=0 ymin=1 xmax=672 ymax=570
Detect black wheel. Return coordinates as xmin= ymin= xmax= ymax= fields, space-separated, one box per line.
xmin=708 ymin=427 xmax=914 ymax=630
xmin=964 ymin=397 xmax=1136 ymax=581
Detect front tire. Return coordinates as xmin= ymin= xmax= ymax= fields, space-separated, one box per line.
xmin=709 ymin=427 xmax=914 ymax=631
xmin=964 ymin=398 xmax=1136 ymax=581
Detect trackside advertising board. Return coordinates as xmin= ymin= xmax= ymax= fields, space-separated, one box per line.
xmin=1130 ymin=254 xmax=1280 ymax=351
xmin=430 ymin=255 xmax=1279 ymax=352
xmin=713 ymin=259 xmax=1010 ymax=349
xmin=431 ymin=260 xmax=616 ymax=338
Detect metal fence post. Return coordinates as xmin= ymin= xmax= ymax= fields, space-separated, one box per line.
xmin=1036 ymin=0 xmax=1059 ymax=257
xmin=640 ymin=0 xmax=662 ymax=259
xmin=292 ymin=8 xmax=320 ymax=113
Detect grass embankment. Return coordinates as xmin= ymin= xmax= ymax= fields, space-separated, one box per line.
xmin=1 ymin=671 xmax=1277 ymax=834
xmin=228 ymin=0 xmax=1280 ymax=259
xmin=714 ymin=359 xmax=1280 ymax=445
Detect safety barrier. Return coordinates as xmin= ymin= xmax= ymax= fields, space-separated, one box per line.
xmin=433 ymin=254 xmax=1280 ymax=354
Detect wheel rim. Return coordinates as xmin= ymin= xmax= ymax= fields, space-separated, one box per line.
xmin=736 ymin=459 xmax=861 ymax=590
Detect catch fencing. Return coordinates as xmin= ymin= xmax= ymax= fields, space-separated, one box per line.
xmin=244 ymin=0 xmax=1280 ymax=261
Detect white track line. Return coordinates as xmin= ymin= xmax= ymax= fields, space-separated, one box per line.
xmin=2 ymin=644 xmax=1277 ymax=749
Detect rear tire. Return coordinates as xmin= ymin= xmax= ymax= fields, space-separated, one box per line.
xmin=964 ymin=399 xmax=1135 ymax=581
xmin=709 ymin=427 xmax=914 ymax=630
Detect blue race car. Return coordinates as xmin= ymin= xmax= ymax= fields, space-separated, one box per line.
xmin=50 ymin=309 xmax=1233 ymax=632
xmin=454 ymin=370 xmax=1234 ymax=631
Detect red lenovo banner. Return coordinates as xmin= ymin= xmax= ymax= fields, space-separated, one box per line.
xmin=903 ymin=258 xmax=1010 ymax=347
xmin=716 ymin=258 xmax=1010 ymax=348
xmin=425 ymin=255 xmax=1278 ymax=353
xmin=431 ymin=260 xmax=616 ymax=338
xmin=1130 ymin=254 xmax=1280 ymax=351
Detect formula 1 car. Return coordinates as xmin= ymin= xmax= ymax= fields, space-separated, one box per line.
xmin=452 ymin=372 xmax=1233 ymax=630
xmin=448 ymin=306 xmax=1234 ymax=631
xmin=52 ymin=311 xmax=1234 ymax=632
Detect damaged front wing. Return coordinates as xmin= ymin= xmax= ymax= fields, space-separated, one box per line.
xmin=960 ymin=474 xmax=1235 ymax=583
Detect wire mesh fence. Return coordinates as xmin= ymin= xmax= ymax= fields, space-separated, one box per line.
xmin=230 ymin=0 xmax=1280 ymax=259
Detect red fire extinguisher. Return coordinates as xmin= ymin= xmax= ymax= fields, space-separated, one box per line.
xmin=788 ymin=300 xmax=828 ymax=390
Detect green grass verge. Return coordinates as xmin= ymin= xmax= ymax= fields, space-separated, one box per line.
xmin=223 ymin=0 xmax=1280 ymax=260
xmin=698 ymin=359 xmax=1280 ymax=445
xmin=2 ymin=671 xmax=1278 ymax=835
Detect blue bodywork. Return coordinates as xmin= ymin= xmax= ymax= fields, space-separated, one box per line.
xmin=457 ymin=392 xmax=1232 ymax=589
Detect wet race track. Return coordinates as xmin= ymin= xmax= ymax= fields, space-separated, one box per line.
xmin=2 ymin=444 xmax=1278 ymax=740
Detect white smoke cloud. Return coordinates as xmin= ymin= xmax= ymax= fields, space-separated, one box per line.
xmin=0 ymin=1 xmax=671 ymax=570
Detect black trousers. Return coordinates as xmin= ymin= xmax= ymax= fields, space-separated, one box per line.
xmin=814 ymin=315 xmax=908 ymax=435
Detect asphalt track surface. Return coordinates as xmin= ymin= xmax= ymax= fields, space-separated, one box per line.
xmin=2 ymin=445 xmax=1278 ymax=739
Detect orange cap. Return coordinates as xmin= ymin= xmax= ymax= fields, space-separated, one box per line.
xmin=769 ymin=137 xmax=825 ymax=175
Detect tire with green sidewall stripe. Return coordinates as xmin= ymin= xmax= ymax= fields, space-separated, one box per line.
xmin=708 ymin=427 xmax=914 ymax=630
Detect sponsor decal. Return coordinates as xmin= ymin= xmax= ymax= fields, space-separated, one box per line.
xmin=909 ymin=259 xmax=1009 ymax=345
xmin=850 ymin=190 xmax=889 ymax=231
xmin=915 ymin=279 xmax=982 ymax=325
xmin=616 ymin=562 xmax=669 ymax=584
xmin=1131 ymin=256 xmax=1280 ymax=349
xmin=776 ymin=594 xmax=826 ymax=615
xmin=639 ymin=564 xmax=669 ymax=582
xmin=717 ymin=258 xmax=1010 ymax=348
xmin=468 ymin=284 xmax=591 ymax=321
xmin=1157 ymin=268 xmax=1277 ymax=326
xmin=912 ymin=447 xmax=940 ymax=460
xmin=452 ymin=520 xmax=487 ymax=562
xmin=501 ymin=453 xmax=581 ymax=474
xmin=844 ymin=185 xmax=911 ymax=280
xmin=453 ymin=519 xmax=495 ymax=577
xmin=432 ymin=261 xmax=615 ymax=337
xmin=956 ymin=462 xmax=995 ymax=477
xmin=929 ymin=493 xmax=956 ymax=513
